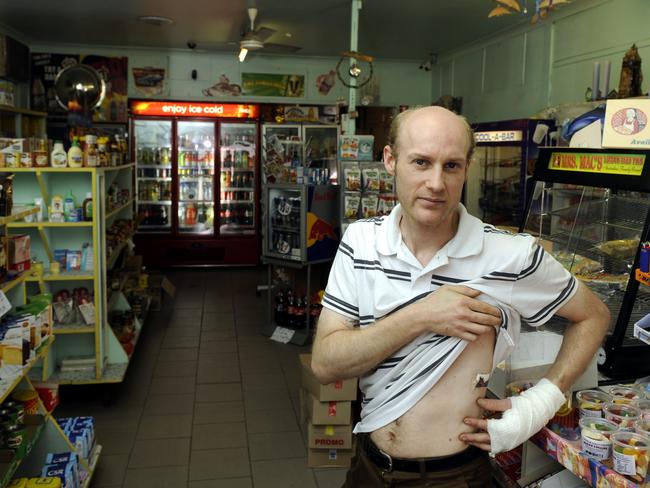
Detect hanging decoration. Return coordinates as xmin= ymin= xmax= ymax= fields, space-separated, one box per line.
xmin=335 ymin=51 xmax=374 ymax=89
xmin=488 ymin=0 xmax=571 ymax=23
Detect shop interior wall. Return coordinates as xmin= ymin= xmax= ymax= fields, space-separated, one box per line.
xmin=27 ymin=42 xmax=432 ymax=108
xmin=431 ymin=0 xmax=649 ymax=124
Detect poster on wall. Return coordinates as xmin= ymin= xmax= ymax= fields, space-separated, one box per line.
xmin=132 ymin=66 xmax=167 ymax=97
xmin=203 ymin=74 xmax=241 ymax=97
xmin=31 ymin=53 xmax=128 ymax=123
xmin=31 ymin=53 xmax=80 ymax=114
xmin=81 ymin=55 xmax=128 ymax=123
xmin=603 ymin=99 xmax=650 ymax=149
xmin=242 ymin=73 xmax=304 ymax=97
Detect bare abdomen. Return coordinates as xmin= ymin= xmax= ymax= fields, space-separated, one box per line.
xmin=370 ymin=328 xmax=496 ymax=458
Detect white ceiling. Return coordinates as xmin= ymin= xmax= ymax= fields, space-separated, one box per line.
xmin=0 ymin=0 xmax=530 ymax=60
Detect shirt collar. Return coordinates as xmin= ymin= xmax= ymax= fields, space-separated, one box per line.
xmin=376 ymin=203 xmax=484 ymax=259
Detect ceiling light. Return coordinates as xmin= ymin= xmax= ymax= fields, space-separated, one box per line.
xmin=239 ymin=48 xmax=248 ymax=63
xmin=136 ymin=15 xmax=174 ymax=26
xmin=349 ymin=64 xmax=361 ymax=78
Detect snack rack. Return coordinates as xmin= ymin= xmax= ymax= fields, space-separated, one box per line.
xmin=520 ymin=147 xmax=650 ymax=380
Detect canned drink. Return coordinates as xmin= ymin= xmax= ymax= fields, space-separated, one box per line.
xmin=3 ymin=423 xmax=25 ymax=450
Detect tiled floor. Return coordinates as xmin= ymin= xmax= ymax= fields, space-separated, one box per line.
xmin=57 ymin=267 xmax=348 ymax=488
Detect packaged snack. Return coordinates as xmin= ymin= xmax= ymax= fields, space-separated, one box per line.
xmin=579 ymin=417 xmax=618 ymax=461
xmin=361 ymin=165 xmax=380 ymax=192
xmin=379 ymin=168 xmax=394 ymax=194
xmin=611 ymin=431 xmax=649 ymax=482
xmin=343 ymin=163 xmax=361 ymax=191
xmin=344 ymin=193 xmax=360 ymax=220
xmin=603 ymin=402 xmax=641 ymax=431
xmin=377 ymin=195 xmax=397 ymax=217
xmin=610 ymin=386 xmax=641 ymax=405
xmin=26 ymin=479 xmax=62 ymax=488
xmin=576 ymin=389 xmax=612 ymax=418
xmin=635 ymin=419 xmax=650 ymax=438
xmin=361 ymin=194 xmax=378 ymax=219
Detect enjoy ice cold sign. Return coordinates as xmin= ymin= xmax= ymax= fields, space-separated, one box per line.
xmin=130 ymin=100 xmax=259 ymax=119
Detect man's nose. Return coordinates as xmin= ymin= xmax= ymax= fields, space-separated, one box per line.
xmin=425 ymin=166 xmax=445 ymax=191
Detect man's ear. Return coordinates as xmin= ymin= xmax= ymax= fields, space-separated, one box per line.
xmin=383 ymin=145 xmax=396 ymax=176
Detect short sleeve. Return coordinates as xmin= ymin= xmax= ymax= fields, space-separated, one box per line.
xmin=511 ymin=238 xmax=578 ymax=327
xmin=322 ymin=226 xmax=360 ymax=320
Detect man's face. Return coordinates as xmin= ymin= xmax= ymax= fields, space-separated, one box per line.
xmin=383 ymin=107 xmax=469 ymax=231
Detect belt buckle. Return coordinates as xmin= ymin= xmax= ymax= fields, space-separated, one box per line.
xmin=378 ymin=448 xmax=393 ymax=474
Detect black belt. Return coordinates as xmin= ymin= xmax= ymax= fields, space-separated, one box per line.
xmin=362 ymin=434 xmax=483 ymax=473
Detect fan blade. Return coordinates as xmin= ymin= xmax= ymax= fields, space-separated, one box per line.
xmin=488 ymin=5 xmax=514 ymax=17
xmin=496 ymin=0 xmax=522 ymax=12
xmin=254 ymin=26 xmax=276 ymax=42
xmin=263 ymin=43 xmax=302 ymax=54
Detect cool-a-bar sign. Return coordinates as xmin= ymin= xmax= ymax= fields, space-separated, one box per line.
xmin=130 ymin=101 xmax=259 ymax=119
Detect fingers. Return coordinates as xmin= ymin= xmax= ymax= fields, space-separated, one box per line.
xmin=468 ymin=311 xmax=502 ymax=327
xmin=464 ymin=440 xmax=492 ymax=452
xmin=477 ymin=397 xmax=512 ymax=412
xmin=459 ymin=431 xmax=490 ymax=444
xmin=447 ymin=285 xmax=481 ymax=298
xmin=468 ymin=299 xmax=503 ymax=318
xmin=464 ymin=417 xmax=488 ymax=431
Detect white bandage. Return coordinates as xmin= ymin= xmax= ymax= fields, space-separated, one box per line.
xmin=487 ymin=378 xmax=565 ymax=455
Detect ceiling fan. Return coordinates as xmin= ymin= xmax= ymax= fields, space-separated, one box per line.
xmin=237 ymin=7 xmax=301 ymax=61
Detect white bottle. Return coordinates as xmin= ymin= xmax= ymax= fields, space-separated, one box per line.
xmin=51 ymin=141 xmax=67 ymax=168
xmin=68 ymin=138 xmax=83 ymax=168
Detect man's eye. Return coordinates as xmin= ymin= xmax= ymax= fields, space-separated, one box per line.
xmin=445 ymin=162 xmax=461 ymax=169
xmin=414 ymin=159 xmax=428 ymax=166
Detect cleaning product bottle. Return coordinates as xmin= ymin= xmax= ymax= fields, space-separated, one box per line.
xmin=82 ymin=192 xmax=93 ymax=221
xmin=63 ymin=191 xmax=76 ymax=222
xmin=67 ymin=138 xmax=83 ymax=168
xmin=51 ymin=141 xmax=67 ymax=168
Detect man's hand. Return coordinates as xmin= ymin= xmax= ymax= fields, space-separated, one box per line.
xmin=413 ymin=285 xmax=503 ymax=341
xmin=459 ymin=398 xmax=511 ymax=452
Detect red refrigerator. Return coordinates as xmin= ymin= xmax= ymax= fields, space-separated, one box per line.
xmin=129 ymin=100 xmax=261 ymax=266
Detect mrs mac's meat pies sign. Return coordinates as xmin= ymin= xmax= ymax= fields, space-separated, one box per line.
xmin=130 ymin=100 xmax=259 ymax=118
xmin=549 ymin=151 xmax=646 ymax=176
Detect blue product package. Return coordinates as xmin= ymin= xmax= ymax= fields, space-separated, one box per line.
xmin=68 ymin=431 xmax=88 ymax=461
xmin=640 ymin=247 xmax=650 ymax=273
xmin=41 ymin=462 xmax=75 ymax=488
xmin=45 ymin=452 xmax=78 ymax=473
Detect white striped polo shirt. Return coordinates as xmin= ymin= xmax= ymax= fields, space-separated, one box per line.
xmin=323 ymin=203 xmax=577 ymax=433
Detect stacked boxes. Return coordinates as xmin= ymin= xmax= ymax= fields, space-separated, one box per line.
xmin=299 ymin=353 xmax=357 ymax=468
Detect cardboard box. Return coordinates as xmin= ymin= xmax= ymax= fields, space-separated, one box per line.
xmin=299 ymin=354 xmax=358 ymax=401
xmin=307 ymin=446 xmax=354 ymax=468
xmin=304 ymin=389 xmax=352 ymax=425
xmin=8 ymin=234 xmax=30 ymax=267
xmin=308 ymin=423 xmax=353 ymax=450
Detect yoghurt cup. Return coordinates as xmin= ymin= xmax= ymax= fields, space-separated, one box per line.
xmin=611 ymin=431 xmax=650 ymax=482
xmin=576 ymin=390 xmax=612 ymax=419
xmin=634 ymin=399 xmax=650 ymax=420
xmin=610 ymin=386 xmax=641 ymax=405
xmin=579 ymin=417 xmax=618 ymax=461
xmin=603 ymin=402 xmax=641 ymax=431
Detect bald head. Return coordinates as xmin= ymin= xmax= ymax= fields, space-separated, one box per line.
xmin=387 ymin=106 xmax=475 ymax=163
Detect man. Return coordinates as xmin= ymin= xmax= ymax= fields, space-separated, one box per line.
xmin=311 ymin=106 xmax=610 ymax=487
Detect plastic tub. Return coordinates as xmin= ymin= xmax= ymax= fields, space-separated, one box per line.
xmin=635 ymin=419 xmax=650 ymax=438
xmin=603 ymin=402 xmax=641 ymax=431
xmin=505 ymin=379 xmax=536 ymax=396
xmin=609 ymin=386 xmax=641 ymax=405
xmin=579 ymin=417 xmax=618 ymax=461
xmin=576 ymin=390 xmax=612 ymax=419
xmin=611 ymin=431 xmax=649 ymax=482
xmin=634 ymin=399 xmax=650 ymax=420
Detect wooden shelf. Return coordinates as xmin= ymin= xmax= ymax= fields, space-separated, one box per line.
xmin=0 ymin=164 xmax=134 ymax=173
xmin=7 ymin=221 xmax=93 ymax=228
xmin=0 ymin=336 xmax=54 ymax=405
xmin=26 ymin=272 xmax=94 ymax=282
xmin=0 ymin=270 xmax=31 ymax=294
xmin=0 ymin=206 xmax=39 ymax=226
xmin=53 ymin=324 xmax=96 ymax=334
xmin=0 ymin=105 xmax=47 ymax=117
xmin=106 ymin=200 xmax=134 ymax=220
xmin=82 ymin=444 xmax=103 ymax=488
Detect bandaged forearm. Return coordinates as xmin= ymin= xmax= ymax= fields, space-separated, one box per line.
xmin=487 ymin=378 xmax=565 ymax=455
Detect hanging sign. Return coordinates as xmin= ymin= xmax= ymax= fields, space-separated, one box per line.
xmin=129 ymin=100 xmax=259 ymax=118
xmin=241 ymin=73 xmax=304 ymax=97
xmin=548 ymin=151 xmax=646 ymax=176
xmin=474 ymin=130 xmax=523 ymax=143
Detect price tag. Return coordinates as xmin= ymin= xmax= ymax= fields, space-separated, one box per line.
xmin=0 ymin=291 xmax=11 ymax=318
xmin=270 ymin=326 xmax=295 ymax=344
xmin=78 ymin=303 xmax=96 ymax=325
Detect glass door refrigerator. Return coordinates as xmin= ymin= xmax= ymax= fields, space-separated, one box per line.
xmin=130 ymin=100 xmax=261 ymax=266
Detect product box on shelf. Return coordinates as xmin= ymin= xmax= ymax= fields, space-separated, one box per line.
xmin=303 ymin=389 xmax=352 ymax=425
xmin=299 ymin=354 xmax=357 ymax=402
xmin=8 ymin=235 xmax=30 ymax=273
